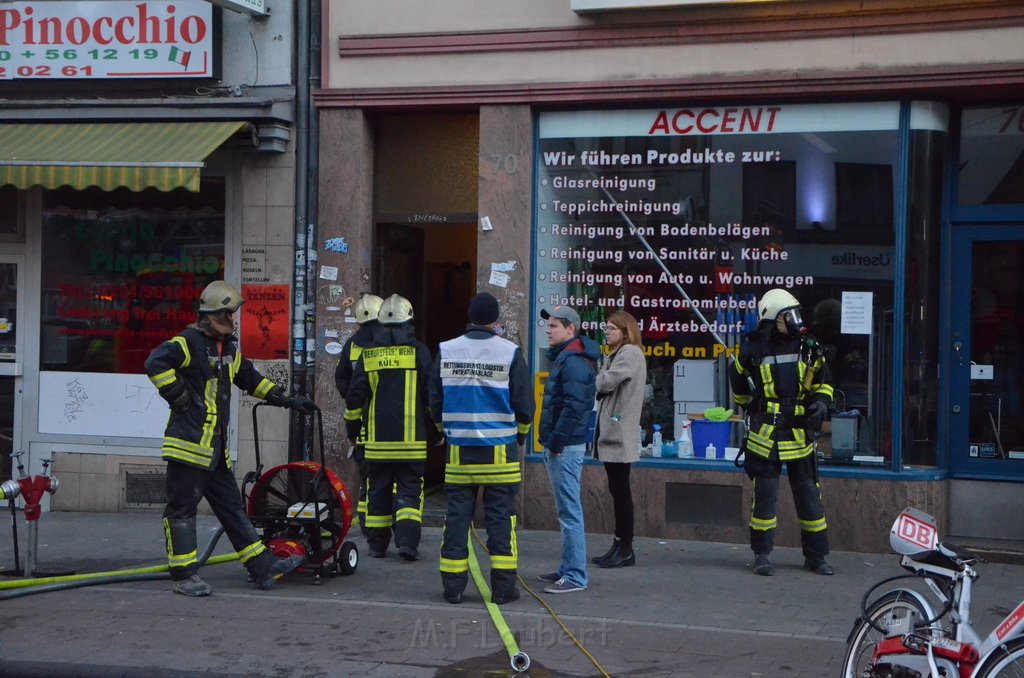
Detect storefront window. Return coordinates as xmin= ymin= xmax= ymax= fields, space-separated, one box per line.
xmin=41 ymin=182 xmax=225 ymax=374
xmin=959 ymin=106 xmax=1024 ymax=206
xmin=0 ymin=186 xmax=22 ymax=241
xmin=534 ymin=103 xmax=901 ymax=466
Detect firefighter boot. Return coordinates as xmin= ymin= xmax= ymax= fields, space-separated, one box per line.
xmin=754 ymin=554 xmax=774 ymax=576
xmin=804 ymin=556 xmax=834 ymax=575
xmin=490 ymin=570 xmax=520 ymax=605
xmin=442 ymin=572 xmax=467 ymax=605
xmin=173 ymin=574 xmax=212 ymax=597
xmin=257 ymin=554 xmax=305 ymax=590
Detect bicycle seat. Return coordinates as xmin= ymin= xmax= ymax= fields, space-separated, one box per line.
xmin=940 ymin=541 xmax=980 ymax=565
xmin=902 ymin=541 xmax=978 ymax=575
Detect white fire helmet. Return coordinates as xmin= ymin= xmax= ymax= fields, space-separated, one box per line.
xmin=378 ymin=294 xmax=413 ymax=325
xmin=354 ymin=294 xmax=384 ymax=324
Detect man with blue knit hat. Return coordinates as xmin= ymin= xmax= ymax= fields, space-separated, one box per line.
xmin=536 ymin=304 xmax=600 ymax=594
xmin=430 ymin=292 xmax=534 ymax=605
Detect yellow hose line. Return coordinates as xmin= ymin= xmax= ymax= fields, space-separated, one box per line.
xmin=469 ymin=526 xmax=610 ymax=678
xmin=0 ymin=553 xmax=239 ymax=590
xmin=467 ymin=526 xmax=529 ymax=671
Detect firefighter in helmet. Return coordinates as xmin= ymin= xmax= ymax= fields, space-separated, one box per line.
xmin=344 ymin=294 xmax=435 ymax=561
xmin=729 ymin=288 xmax=835 ymax=576
xmin=334 ymin=293 xmax=384 ymax=537
xmin=145 ymin=280 xmax=316 ymax=596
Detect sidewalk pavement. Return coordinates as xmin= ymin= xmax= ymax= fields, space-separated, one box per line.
xmin=2 ymin=511 xmax=1024 ymax=678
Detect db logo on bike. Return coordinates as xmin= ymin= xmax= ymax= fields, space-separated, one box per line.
xmin=896 ymin=513 xmax=936 ymax=551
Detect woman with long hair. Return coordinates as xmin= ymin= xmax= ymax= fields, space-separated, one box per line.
xmin=591 ymin=310 xmax=647 ymax=568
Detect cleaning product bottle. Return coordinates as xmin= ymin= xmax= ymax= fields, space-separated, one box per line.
xmin=705 ymin=442 xmax=716 ymax=460
xmin=652 ymin=424 xmax=662 ymax=457
xmin=678 ymin=416 xmax=693 ymax=458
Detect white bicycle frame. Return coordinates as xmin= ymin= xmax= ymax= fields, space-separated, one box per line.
xmin=887 ymin=508 xmax=1024 ymax=677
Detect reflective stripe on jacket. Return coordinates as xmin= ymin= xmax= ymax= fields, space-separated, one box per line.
xmin=145 ymin=327 xmax=277 ymax=470
xmin=729 ymin=329 xmax=834 ymax=462
xmin=437 ymin=333 xmax=519 ymax=446
xmin=429 ymin=327 xmax=535 ymax=485
xmin=343 ymin=323 xmax=434 ymax=462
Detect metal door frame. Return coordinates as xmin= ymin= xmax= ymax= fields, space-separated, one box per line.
xmin=948 ymin=223 xmax=1024 ymax=479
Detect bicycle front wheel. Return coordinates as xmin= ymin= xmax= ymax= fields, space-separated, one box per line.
xmin=840 ymin=589 xmax=928 ymax=678
xmin=974 ymin=636 xmax=1024 ymax=677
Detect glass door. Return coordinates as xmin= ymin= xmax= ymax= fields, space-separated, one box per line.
xmin=0 ymin=257 xmax=24 ymax=483
xmin=949 ymin=226 xmax=1024 ymax=477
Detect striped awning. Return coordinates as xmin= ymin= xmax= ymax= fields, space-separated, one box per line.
xmin=0 ymin=121 xmax=247 ymax=192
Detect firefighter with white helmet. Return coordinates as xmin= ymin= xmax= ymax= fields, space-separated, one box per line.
xmin=145 ymin=280 xmax=315 ymax=596
xmin=334 ymin=293 xmax=384 ymax=535
xmin=344 ymin=294 xmax=435 ymax=560
xmin=729 ymin=288 xmax=835 ymax=577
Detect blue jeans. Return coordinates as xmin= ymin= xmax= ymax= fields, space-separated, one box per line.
xmin=544 ymin=444 xmax=588 ymax=588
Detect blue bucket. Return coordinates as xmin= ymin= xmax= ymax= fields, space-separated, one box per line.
xmin=691 ymin=421 xmax=730 ymax=459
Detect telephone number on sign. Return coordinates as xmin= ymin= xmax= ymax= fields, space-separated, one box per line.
xmin=0 ymin=47 xmax=165 ymax=79
xmin=0 ymin=48 xmax=162 ymax=61
xmin=0 ymin=65 xmax=94 ymax=78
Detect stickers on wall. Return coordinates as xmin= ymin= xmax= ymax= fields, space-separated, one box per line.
xmin=319 ymin=265 xmax=339 ymax=281
xmin=325 ymin=341 xmax=344 ymax=355
xmin=325 ymin=237 xmax=348 ymax=253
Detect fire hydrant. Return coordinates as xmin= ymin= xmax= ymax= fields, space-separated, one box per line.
xmin=2 ymin=453 xmax=59 ymax=577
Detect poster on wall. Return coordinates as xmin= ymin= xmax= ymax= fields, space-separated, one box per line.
xmin=241 ymin=284 xmax=289 ymax=360
xmin=533 ymin=101 xmax=929 ymax=455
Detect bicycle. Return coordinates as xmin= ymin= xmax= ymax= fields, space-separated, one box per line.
xmin=842 ymin=507 xmax=1024 ymax=677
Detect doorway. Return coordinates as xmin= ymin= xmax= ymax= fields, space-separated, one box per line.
xmin=949 ymin=225 xmax=1024 ymax=476
xmin=372 ymin=112 xmax=480 ymax=490
xmin=375 ymin=221 xmax=477 ymax=488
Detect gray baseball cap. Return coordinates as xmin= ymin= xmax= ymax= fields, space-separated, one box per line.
xmin=540 ymin=305 xmax=581 ymax=327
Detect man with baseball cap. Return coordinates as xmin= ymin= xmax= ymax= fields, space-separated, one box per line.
xmin=536 ymin=304 xmax=600 ymax=594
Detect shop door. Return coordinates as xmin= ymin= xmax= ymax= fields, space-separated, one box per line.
xmin=0 ymin=256 xmax=24 ymax=483
xmin=949 ymin=225 xmax=1024 ymax=477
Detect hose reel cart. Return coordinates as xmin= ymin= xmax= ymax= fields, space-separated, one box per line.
xmin=245 ymin=403 xmax=358 ymax=584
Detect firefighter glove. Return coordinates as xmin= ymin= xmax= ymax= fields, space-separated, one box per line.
xmin=170 ymin=389 xmax=191 ymax=414
xmin=806 ymin=400 xmax=828 ymax=429
xmin=287 ymin=395 xmax=317 ymax=414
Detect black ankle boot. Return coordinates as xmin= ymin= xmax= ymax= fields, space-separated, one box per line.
xmin=599 ymin=543 xmax=635 ymax=569
xmin=591 ymin=539 xmax=620 ymax=565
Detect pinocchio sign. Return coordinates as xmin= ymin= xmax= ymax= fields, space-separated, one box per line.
xmin=0 ymin=1 xmax=214 ymax=80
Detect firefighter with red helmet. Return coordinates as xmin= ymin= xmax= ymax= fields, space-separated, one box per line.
xmin=145 ymin=280 xmax=315 ymax=596
xmin=729 ymin=288 xmax=835 ymax=577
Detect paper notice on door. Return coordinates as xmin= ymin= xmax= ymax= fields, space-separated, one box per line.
xmin=841 ymin=291 xmax=872 ymax=335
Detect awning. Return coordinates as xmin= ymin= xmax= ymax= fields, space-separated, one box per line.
xmin=0 ymin=121 xmax=247 ymax=192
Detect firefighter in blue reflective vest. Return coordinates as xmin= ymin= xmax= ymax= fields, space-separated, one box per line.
xmin=344 ymin=294 xmax=434 ymax=561
xmin=334 ymin=293 xmax=383 ymax=537
xmin=145 ymin=280 xmax=313 ymax=596
xmin=429 ymin=292 xmax=534 ymax=604
xmin=729 ymin=288 xmax=835 ymax=577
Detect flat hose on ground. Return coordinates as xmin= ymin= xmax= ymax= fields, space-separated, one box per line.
xmin=469 ymin=524 xmax=611 ymax=677
xmin=0 ymin=526 xmax=233 ymax=600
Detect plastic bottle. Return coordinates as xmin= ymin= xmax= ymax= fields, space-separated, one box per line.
xmin=677 ymin=416 xmax=694 ymax=457
xmin=705 ymin=442 xmax=716 ymax=460
xmin=652 ymin=425 xmax=662 ymax=457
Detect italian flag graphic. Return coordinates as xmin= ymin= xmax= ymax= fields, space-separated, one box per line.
xmin=168 ymin=46 xmax=191 ymax=69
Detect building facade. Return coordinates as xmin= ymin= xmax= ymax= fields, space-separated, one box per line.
xmin=0 ymin=0 xmax=306 ymax=511
xmin=314 ymin=0 xmax=1024 ymax=553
